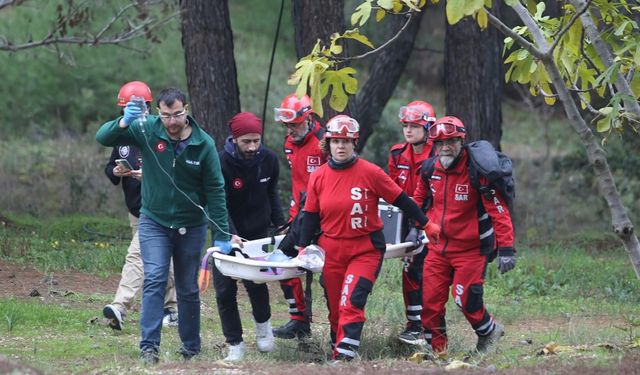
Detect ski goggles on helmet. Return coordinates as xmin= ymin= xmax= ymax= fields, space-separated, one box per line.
xmin=398 ymin=106 xmax=436 ymax=124
xmin=325 ymin=116 xmax=360 ymax=139
xmin=427 ymin=122 xmax=466 ymax=140
xmin=273 ymin=106 xmax=311 ymax=123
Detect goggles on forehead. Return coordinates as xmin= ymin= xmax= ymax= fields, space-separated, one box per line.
xmin=398 ymin=106 xmax=436 ymax=124
xmin=326 ymin=116 xmax=359 ymax=134
xmin=428 ymin=122 xmax=465 ymax=138
xmin=273 ymin=106 xmax=310 ymax=123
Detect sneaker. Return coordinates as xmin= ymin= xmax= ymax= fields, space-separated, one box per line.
xmin=177 ymin=346 xmax=199 ymax=360
xmin=272 ymin=319 xmax=311 ymax=339
xmin=223 ymin=342 xmax=245 ymax=362
xmin=398 ymin=328 xmax=426 ymax=346
xmin=255 ymin=319 xmax=275 ymax=353
xmin=476 ymin=322 xmax=504 ymax=353
xmin=102 ymin=304 xmax=125 ymax=331
xmin=162 ymin=310 xmax=178 ymax=327
xmin=140 ymin=348 xmax=159 ymax=365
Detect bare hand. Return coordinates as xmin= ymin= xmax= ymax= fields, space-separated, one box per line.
xmin=129 ymin=169 xmax=142 ymax=181
xmin=231 ymin=235 xmax=243 ymax=248
xmin=113 ymin=165 xmax=132 ymax=177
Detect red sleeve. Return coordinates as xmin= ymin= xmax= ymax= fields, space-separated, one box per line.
xmin=479 ymin=176 xmax=514 ymax=248
xmin=387 ymin=152 xmax=398 ymax=182
xmin=302 ymin=170 xmax=320 ymax=214
xmin=413 ymin=172 xmax=430 ymax=210
xmin=374 ymin=166 xmax=403 ymax=204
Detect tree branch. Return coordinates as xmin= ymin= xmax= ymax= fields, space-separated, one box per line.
xmin=0 ymin=0 xmax=25 ymax=11
xmin=546 ymin=0 xmax=593 ymax=55
xmin=333 ymin=12 xmax=414 ymax=62
xmin=0 ymin=1 xmax=177 ymax=52
xmin=485 ymin=8 xmax=544 ymax=59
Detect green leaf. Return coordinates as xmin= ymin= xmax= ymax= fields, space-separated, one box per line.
xmin=446 ymin=0 xmax=483 ymax=24
xmin=377 ymin=0 xmax=394 ymax=10
xmin=400 ymin=0 xmax=421 ymax=11
xmin=342 ymin=29 xmax=375 ymax=48
xmin=351 ymin=1 xmax=372 ymax=27
xmin=321 ymin=68 xmax=359 ymax=112
xmin=375 ymin=8 xmax=386 ymax=22
xmin=596 ymin=115 xmax=612 ymax=133
xmin=504 ymin=0 xmax=519 ymax=6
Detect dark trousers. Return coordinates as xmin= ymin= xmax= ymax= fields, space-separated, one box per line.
xmin=212 ymin=263 xmax=271 ymax=344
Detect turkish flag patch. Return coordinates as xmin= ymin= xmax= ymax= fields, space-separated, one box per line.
xmin=455 ymin=184 xmax=469 ymax=194
xmin=232 ymin=178 xmax=244 ymax=190
xmin=155 ymin=141 xmax=166 ymax=153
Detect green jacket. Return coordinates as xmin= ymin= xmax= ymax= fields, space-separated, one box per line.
xmin=96 ymin=115 xmax=230 ymax=241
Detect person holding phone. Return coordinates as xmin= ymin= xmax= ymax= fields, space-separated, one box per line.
xmin=102 ymin=81 xmax=179 ymax=332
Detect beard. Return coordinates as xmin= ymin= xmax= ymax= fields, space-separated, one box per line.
xmin=440 ymin=155 xmax=455 ymax=169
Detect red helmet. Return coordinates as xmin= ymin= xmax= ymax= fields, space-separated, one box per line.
xmin=428 ymin=116 xmax=466 ymax=141
xmin=325 ymin=115 xmax=359 ymax=139
xmin=117 ymin=81 xmax=153 ymax=107
xmin=274 ymin=93 xmax=315 ymax=123
xmin=398 ymin=100 xmax=437 ymax=128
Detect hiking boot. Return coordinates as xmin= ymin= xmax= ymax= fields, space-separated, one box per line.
xmin=223 ymin=342 xmax=245 ymax=362
xmin=177 ymin=346 xmax=199 ymax=360
xmin=140 ymin=348 xmax=159 ymax=365
xmin=162 ymin=309 xmax=179 ymax=327
xmin=255 ymin=319 xmax=275 ymax=353
xmin=476 ymin=322 xmax=504 ymax=353
xmin=398 ymin=327 xmax=425 ymax=345
xmin=103 ymin=304 xmax=125 ymax=331
xmin=272 ymin=319 xmax=311 ymax=339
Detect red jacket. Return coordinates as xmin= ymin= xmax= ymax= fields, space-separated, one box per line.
xmin=304 ymin=158 xmax=403 ymax=239
xmin=284 ymin=120 xmax=326 ymax=220
xmin=414 ymin=150 xmax=514 ymax=255
xmin=387 ymin=142 xmax=434 ymax=196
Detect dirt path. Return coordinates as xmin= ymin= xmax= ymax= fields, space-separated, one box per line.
xmin=0 ymin=259 xmax=120 ymax=299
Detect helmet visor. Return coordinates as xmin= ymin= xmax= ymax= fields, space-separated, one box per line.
xmin=273 ymin=108 xmax=297 ymax=123
xmin=428 ymin=122 xmax=463 ymax=139
xmin=398 ymin=106 xmax=436 ymax=124
xmin=326 ymin=117 xmax=359 ymax=136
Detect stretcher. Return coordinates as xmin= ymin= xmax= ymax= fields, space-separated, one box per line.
xmin=200 ymin=200 xmax=427 ymax=285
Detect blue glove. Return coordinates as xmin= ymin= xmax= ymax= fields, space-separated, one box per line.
xmin=497 ymin=247 xmax=516 ymax=274
xmin=122 ymin=102 xmax=142 ymax=126
xmin=214 ymin=240 xmax=232 ymax=255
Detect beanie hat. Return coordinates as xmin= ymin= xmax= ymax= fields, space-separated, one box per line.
xmin=228 ymin=112 xmax=263 ymax=138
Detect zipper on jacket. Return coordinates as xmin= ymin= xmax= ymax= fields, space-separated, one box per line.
xmin=440 ymin=172 xmax=449 ymax=256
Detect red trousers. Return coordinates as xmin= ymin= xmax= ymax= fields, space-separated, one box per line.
xmin=319 ymin=235 xmax=383 ymax=360
xmin=421 ymin=249 xmax=494 ymax=353
xmin=402 ymin=248 xmax=426 ymax=327
xmin=278 ymin=277 xmax=307 ymax=321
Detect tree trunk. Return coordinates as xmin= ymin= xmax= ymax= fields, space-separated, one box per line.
xmin=292 ymin=0 xmax=345 ymax=121
xmin=501 ymin=2 xmax=640 ymax=279
xmin=354 ymin=12 xmax=425 ymax=152
xmin=445 ymin=2 xmax=504 ymax=149
xmin=180 ymin=0 xmax=240 ymax=148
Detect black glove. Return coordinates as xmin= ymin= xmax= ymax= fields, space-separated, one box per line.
xmin=404 ymin=227 xmax=422 ymax=249
xmin=497 ymin=247 xmax=516 ymax=274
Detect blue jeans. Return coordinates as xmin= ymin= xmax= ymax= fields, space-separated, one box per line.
xmin=138 ymin=214 xmax=206 ymax=353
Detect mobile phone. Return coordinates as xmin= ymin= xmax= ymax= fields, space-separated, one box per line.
xmin=115 ymin=159 xmax=133 ymax=171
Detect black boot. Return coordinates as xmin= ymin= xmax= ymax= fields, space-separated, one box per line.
xmin=272 ymin=319 xmax=311 ymax=339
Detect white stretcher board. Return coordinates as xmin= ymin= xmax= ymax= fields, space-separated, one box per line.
xmin=211 ymin=199 xmax=428 ymax=283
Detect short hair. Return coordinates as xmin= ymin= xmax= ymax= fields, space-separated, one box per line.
xmin=157 ymin=88 xmax=187 ymax=108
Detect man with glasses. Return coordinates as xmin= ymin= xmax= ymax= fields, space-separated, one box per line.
xmin=387 ymin=100 xmax=437 ymax=346
xmin=102 ymin=81 xmax=179 ymax=332
xmin=96 ymin=87 xmax=231 ymax=364
xmin=270 ymin=93 xmax=327 ymax=339
xmin=413 ymin=116 xmax=515 ymax=356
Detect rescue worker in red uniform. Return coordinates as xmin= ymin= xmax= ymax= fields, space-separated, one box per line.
xmin=271 ymin=93 xmax=327 ymax=338
xmin=387 ymin=100 xmax=437 ymax=345
xmin=413 ymin=116 xmax=516 ymax=356
xmin=297 ymin=115 xmax=432 ymax=361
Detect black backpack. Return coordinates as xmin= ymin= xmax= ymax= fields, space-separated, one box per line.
xmin=421 ymin=140 xmax=515 ymax=214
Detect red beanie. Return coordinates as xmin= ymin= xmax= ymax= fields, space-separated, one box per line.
xmin=228 ymin=112 xmax=263 ymax=138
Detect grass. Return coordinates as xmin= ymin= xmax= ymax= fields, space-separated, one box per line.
xmin=0 ymin=217 xmax=639 ymax=373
